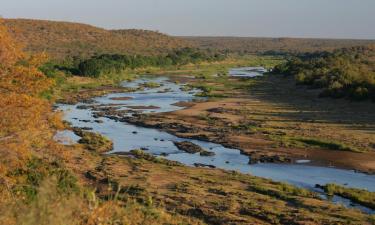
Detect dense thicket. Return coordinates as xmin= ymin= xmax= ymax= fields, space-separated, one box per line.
xmin=273 ymin=46 xmax=375 ymax=101
xmin=77 ymin=48 xmax=226 ymax=77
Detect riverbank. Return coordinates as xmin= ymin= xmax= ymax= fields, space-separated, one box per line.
xmin=52 ymin=56 xmax=281 ymax=102
xmin=63 ymin=135 xmax=375 ymax=224
xmin=108 ymin=73 xmax=375 ymax=174
xmin=55 ymin=135 xmax=367 ymax=224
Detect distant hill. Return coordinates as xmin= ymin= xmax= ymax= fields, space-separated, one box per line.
xmin=4 ymin=19 xmax=191 ymax=60
xmin=5 ymin=19 xmax=375 ymax=60
xmin=183 ymin=36 xmax=375 ymax=54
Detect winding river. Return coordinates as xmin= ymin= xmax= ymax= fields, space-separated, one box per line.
xmin=56 ymin=68 xmax=375 ymax=214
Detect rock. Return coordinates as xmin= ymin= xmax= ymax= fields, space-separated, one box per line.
xmin=194 ymin=163 xmax=216 ymax=168
xmin=80 ymin=127 xmax=93 ymax=130
xmin=73 ymin=127 xmax=113 ymax=153
xmin=132 ymin=131 xmax=138 ymax=134
xmin=249 ymin=154 xmax=292 ymax=164
xmin=200 ymin=151 xmax=216 ymax=157
xmin=173 ymin=141 xmax=204 ymax=154
xmin=77 ymin=105 xmax=91 ymax=110
xmin=174 ymin=141 xmax=215 ymax=156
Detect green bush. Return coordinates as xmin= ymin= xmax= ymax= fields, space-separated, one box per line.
xmin=76 ymin=48 xmax=227 ymax=77
xmin=323 ymin=183 xmax=375 ymax=209
xmin=273 ymin=46 xmax=375 ymax=101
xmin=294 ymin=137 xmax=364 ymax=153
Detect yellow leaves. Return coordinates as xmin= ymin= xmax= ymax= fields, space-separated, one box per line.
xmin=0 ymin=20 xmax=77 ymax=225
xmin=0 ymin=93 xmax=51 ymax=174
xmin=0 ymin=93 xmax=49 ymax=135
xmin=0 ymin=19 xmax=24 ymax=68
xmin=0 ymin=22 xmax=53 ymax=96
xmin=0 ymin=22 xmax=58 ymax=177
xmin=0 ymin=63 xmax=54 ymax=96
xmin=28 ymin=52 xmax=49 ymax=67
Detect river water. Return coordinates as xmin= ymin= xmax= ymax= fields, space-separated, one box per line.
xmin=56 ymin=69 xmax=375 ymax=214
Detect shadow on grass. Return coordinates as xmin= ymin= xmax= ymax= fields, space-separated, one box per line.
xmin=247 ymin=75 xmax=375 ymax=133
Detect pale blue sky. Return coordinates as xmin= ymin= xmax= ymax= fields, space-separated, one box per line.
xmin=1 ymin=0 xmax=374 ymax=39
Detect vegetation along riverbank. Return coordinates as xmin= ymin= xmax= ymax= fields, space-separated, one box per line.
xmin=1 ymin=18 xmax=375 ymax=225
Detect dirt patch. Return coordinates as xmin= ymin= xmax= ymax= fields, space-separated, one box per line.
xmin=109 ymin=97 xmax=133 ymax=101
xmin=127 ymin=105 xmax=160 ymax=110
xmin=172 ymin=101 xmax=196 ymax=108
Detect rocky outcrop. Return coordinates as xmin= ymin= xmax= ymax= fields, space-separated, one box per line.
xmin=173 ymin=141 xmax=215 ymax=156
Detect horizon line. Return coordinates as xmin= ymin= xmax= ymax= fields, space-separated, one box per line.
xmin=4 ymin=17 xmax=375 ymax=42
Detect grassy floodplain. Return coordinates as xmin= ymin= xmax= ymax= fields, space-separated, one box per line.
xmin=1 ymin=18 xmax=375 ymax=224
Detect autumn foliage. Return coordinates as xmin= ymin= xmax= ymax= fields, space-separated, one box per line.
xmin=0 ymin=19 xmax=58 ymax=182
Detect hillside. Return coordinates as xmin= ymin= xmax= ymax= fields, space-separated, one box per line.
xmin=4 ymin=19 xmax=191 ymax=60
xmin=6 ymin=19 xmax=375 ymax=62
xmin=184 ymin=36 xmax=375 ymax=54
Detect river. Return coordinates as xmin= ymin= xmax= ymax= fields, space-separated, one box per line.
xmin=56 ymin=68 xmax=375 ymax=214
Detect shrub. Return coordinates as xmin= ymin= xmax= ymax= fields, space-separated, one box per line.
xmin=273 ymin=46 xmax=375 ymax=101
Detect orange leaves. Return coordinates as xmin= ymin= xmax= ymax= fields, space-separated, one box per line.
xmin=0 ymin=21 xmax=57 ymax=176
xmin=0 ymin=93 xmax=50 ymax=172
xmin=0 ymin=62 xmax=54 ymax=96
xmin=0 ymin=19 xmax=23 ymax=68
xmin=0 ymin=93 xmax=50 ymax=136
xmin=0 ymin=21 xmax=53 ymax=96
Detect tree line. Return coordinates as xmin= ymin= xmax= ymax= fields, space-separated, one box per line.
xmin=273 ymin=46 xmax=375 ymax=101
xmin=47 ymin=48 xmax=226 ymax=78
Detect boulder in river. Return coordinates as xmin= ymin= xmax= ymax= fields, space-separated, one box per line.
xmin=249 ymin=154 xmax=292 ymax=164
xmin=73 ymin=128 xmax=113 ymax=153
xmin=173 ymin=141 xmax=215 ymax=156
xmin=194 ymin=163 xmax=216 ymax=169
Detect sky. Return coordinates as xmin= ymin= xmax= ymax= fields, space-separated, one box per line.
xmin=1 ymin=0 xmax=375 ymax=39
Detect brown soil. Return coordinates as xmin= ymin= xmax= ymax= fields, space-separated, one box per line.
xmin=109 ymin=97 xmax=133 ymax=101
xmin=62 ymin=142 xmax=373 ymax=225
xmin=127 ymin=105 xmax=160 ymax=110
xmin=59 ymin=85 xmax=130 ymax=104
xmin=120 ymin=75 xmax=375 ymax=174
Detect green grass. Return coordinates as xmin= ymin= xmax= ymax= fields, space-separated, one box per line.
xmin=11 ymin=158 xmax=79 ymax=202
xmin=270 ymin=135 xmax=365 ymax=153
xmin=73 ymin=128 xmax=114 ymax=153
xmin=48 ymin=55 xmax=283 ymax=102
xmin=143 ymin=81 xmax=162 ymax=88
xmin=129 ymin=149 xmax=183 ymax=166
xmin=322 ymin=183 xmax=375 ymax=209
xmin=294 ymin=137 xmax=365 ymax=153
